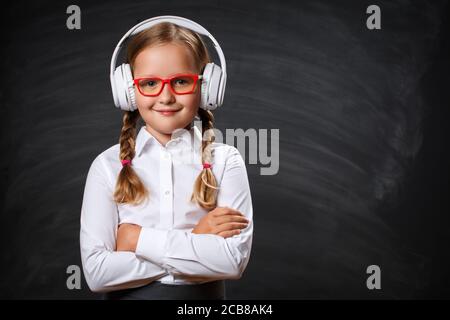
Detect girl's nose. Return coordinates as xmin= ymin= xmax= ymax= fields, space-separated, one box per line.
xmin=158 ymin=82 xmax=176 ymax=104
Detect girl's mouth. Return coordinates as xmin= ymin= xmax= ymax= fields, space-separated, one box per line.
xmin=153 ymin=109 xmax=181 ymax=116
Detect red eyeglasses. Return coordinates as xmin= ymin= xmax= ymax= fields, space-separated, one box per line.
xmin=133 ymin=74 xmax=203 ymax=97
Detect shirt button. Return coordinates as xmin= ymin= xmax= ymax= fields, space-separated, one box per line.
xmin=164 ymin=153 xmax=170 ymax=159
xmin=165 ymin=190 xmax=170 ymax=195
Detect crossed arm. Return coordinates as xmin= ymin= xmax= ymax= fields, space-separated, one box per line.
xmin=80 ymin=148 xmax=253 ymax=293
xmin=116 ymin=206 xmax=249 ymax=253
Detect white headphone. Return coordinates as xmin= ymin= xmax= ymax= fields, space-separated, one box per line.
xmin=110 ymin=15 xmax=227 ymax=112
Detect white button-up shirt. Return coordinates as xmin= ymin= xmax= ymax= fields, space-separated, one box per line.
xmin=80 ymin=125 xmax=254 ymax=292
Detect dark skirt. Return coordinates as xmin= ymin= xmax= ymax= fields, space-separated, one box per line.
xmin=103 ymin=280 xmax=226 ymax=300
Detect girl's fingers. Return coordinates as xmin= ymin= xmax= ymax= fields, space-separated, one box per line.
xmin=213 ymin=207 xmax=243 ymax=217
xmin=217 ymin=229 xmax=241 ymax=238
xmin=214 ymin=215 xmax=249 ymax=226
xmin=216 ymin=222 xmax=248 ymax=233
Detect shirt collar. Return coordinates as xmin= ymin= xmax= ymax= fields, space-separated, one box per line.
xmin=135 ymin=124 xmax=203 ymax=157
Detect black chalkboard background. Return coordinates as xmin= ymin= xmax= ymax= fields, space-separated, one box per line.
xmin=0 ymin=0 xmax=449 ymax=299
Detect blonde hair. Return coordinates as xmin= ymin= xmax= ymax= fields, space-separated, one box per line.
xmin=113 ymin=22 xmax=219 ymax=210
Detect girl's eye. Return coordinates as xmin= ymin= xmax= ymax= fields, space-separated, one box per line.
xmin=144 ymin=80 xmax=157 ymax=87
xmin=174 ymin=79 xmax=187 ymax=85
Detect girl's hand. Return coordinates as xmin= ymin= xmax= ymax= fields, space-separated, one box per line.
xmin=116 ymin=223 xmax=142 ymax=252
xmin=191 ymin=207 xmax=249 ymax=238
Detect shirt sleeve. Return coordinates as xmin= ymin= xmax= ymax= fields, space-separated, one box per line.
xmin=135 ymin=146 xmax=254 ymax=280
xmin=80 ymin=155 xmax=167 ymax=292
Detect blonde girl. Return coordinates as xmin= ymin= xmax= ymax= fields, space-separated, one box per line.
xmin=80 ymin=16 xmax=253 ymax=300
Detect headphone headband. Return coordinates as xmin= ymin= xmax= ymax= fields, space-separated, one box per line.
xmin=110 ymin=15 xmax=227 ymax=86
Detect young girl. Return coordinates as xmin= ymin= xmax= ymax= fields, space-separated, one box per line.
xmin=79 ymin=16 xmax=253 ymax=300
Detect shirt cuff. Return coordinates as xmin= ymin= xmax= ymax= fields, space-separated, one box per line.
xmin=135 ymin=227 xmax=168 ymax=266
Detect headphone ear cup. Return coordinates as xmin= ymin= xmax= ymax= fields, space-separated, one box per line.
xmin=122 ymin=64 xmax=137 ymax=111
xmin=113 ymin=64 xmax=136 ymax=111
xmin=200 ymin=63 xmax=223 ymax=111
xmin=200 ymin=63 xmax=212 ymax=110
xmin=111 ymin=71 xmax=120 ymax=108
xmin=113 ymin=65 xmax=126 ymax=109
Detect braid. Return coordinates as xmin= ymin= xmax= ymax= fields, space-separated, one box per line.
xmin=113 ymin=110 xmax=149 ymax=205
xmin=119 ymin=110 xmax=139 ymax=161
xmin=190 ymin=108 xmax=219 ymax=210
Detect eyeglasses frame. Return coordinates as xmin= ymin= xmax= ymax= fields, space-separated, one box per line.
xmin=133 ymin=74 xmax=203 ymax=97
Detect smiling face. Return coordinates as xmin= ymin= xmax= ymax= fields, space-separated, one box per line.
xmin=132 ymin=42 xmax=201 ymax=145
